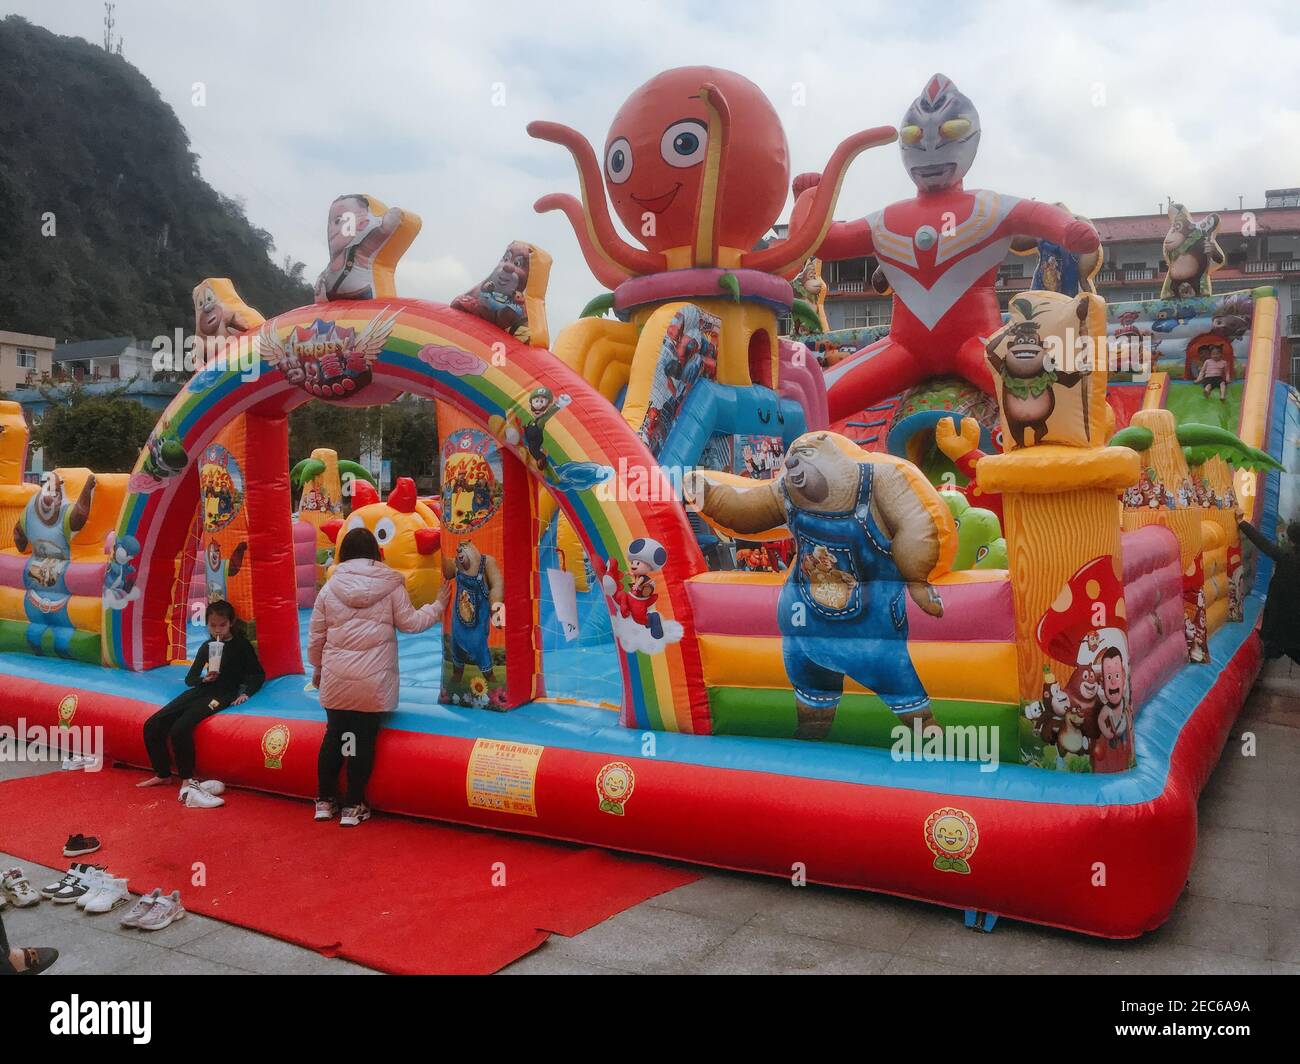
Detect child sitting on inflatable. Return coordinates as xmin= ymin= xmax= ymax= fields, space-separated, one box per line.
xmin=135 ymin=600 xmax=264 ymax=808
xmin=1195 ymin=342 xmax=1231 ymax=401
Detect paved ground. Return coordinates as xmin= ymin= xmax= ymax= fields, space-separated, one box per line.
xmin=2 ymin=663 xmax=1296 ymax=975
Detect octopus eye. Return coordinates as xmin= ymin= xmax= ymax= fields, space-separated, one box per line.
xmin=606 ymin=137 xmax=633 ymax=184
xmin=660 ymin=120 xmax=708 ymax=168
xmin=940 ymin=118 xmax=972 ymax=140
xmin=900 ymin=124 xmax=923 ymax=146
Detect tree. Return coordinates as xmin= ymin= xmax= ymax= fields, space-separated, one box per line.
xmin=382 ymin=398 xmax=438 ymax=485
xmin=30 ymin=386 xmax=159 ymax=471
xmin=288 ymin=402 xmax=368 ymax=467
xmin=287 ymin=396 xmax=439 ymax=489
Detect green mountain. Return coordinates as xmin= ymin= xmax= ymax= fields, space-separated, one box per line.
xmin=0 ymin=15 xmax=311 ymax=342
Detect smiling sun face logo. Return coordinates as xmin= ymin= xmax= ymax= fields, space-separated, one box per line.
xmin=261 ymin=725 xmax=291 ymax=770
xmin=596 ymin=762 xmax=635 ymax=816
xmin=924 ymin=808 xmax=978 ymax=874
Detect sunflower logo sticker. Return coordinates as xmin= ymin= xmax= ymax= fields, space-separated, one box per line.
xmin=261 ymin=725 xmax=291 ymax=770
xmin=924 ymin=807 xmax=978 ymax=874
xmin=596 ymin=762 xmax=635 ymax=816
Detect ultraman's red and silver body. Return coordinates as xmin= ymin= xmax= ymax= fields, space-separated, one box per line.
xmin=812 ymin=75 xmax=1100 ymax=421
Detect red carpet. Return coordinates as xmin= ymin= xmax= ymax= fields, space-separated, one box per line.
xmin=0 ymin=766 xmax=698 ymax=974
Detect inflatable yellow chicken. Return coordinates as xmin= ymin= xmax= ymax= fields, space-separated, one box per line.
xmin=323 ymin=477 xmax=443 ymax=606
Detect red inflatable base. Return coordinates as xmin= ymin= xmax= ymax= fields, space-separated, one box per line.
xmin=0 ymin=632 xmax=1259 ymax=939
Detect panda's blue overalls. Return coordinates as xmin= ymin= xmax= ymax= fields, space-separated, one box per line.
xmin=778 ymin=462 xmax=929 ymax=714
xmin=20 ymin=500 xmax=78 ymax=657
xmin=451 ymin=568 xmax=493 ymax=673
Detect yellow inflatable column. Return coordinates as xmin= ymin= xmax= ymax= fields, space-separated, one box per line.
xmin=977 ymin=290 xmax=1138 ymax=703
xmin=0 ymin=402 xmax=36 ymax=548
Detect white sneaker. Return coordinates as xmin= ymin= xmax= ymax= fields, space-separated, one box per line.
xmin=61 ymin=754 xmax=101 ymax=771
xmin=137 ymin=890 xmax=185 ymax=931
xmin=120 ymin=887 xmax=161 ymax=928
xmin=75 ymin=869 xmax=110 ymax=909
xmin=197 ymin=780 xmax=225 ymax=796
xmin=180 ymin=782 xmax=224 ymax=809
xmin=83 ymin=876 xmax=130 ymax=914
xmin=1 ymin=868 xmax=42 ymax=908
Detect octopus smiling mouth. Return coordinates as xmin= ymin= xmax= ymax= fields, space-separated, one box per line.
xmin=631 ymin=184 xmax=682 ymax=214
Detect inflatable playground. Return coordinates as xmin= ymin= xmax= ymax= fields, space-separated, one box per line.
xmin=1 ymin=68 xmax=1295 ymax=939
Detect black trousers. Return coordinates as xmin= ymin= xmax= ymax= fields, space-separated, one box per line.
xmin=143 ymin=687 xmax=232 ymax=780
xmin=317 ymin=709 xmax=384 ymax=807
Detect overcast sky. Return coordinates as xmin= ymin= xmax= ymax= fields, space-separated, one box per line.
xmin=8 ymin=1 xmax=1300 ymax=327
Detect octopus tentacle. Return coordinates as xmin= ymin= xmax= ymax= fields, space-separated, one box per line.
xmin=742 ymin=125 xmax=897 ymax=277
xmin=527 ymin=120 xmax=667 ymax=282
xmin=533 ymin=193 xmax=633 ymax=290
xmin=691 ymin=82 xmax=731 ymax=268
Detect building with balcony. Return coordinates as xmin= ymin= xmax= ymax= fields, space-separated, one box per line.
xmin=49 ymin=337 xmax=155 ymax=384
xmin=0 ymin=330 xmax=55 ymax=392
xmin=775 ymin=188 xmax=1300 ymax=383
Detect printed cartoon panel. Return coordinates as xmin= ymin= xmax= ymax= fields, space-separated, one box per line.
xmin=1106 ymin=290 xmax=1254 ymax=381
xmin=314 ymin=194 xmax=420 ymax=303
xmin=1025 ymin=556 xmax=1134 ymax=774
xmin=986 ymin=291 xmax=1108 ymax=450
xmin=439 ymin=410 xmax=508 ymax=709
xmin=635 ymin=305 xmax=721 ymax=458
xmin=1160 ymin=203 xmax=1224 ymax=300
xmin=189 ymin=426 xmax=253 ymax=638
xmin=450 ymin=241 xmax=552 ymax=348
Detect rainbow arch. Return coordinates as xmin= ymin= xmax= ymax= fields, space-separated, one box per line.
xmin=105 ymin=299 xmax=711 ymax=734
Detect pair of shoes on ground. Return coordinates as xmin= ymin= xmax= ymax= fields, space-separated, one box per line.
xmin=135 ymin=774 xmax=226 ymax=808
xmin=120 ymin=888 xmax=186 ymax=931
xmin=41 ymin=863 xmax=130 ymax=914
xmin=179 ymin=779 xmax=225 ymax=808
xmin=60 ymin=754 xmax=101 ymax=772
xmin=314 ymin=799 xmax=371 ymax=827
xmin=2 ymin=867 xmax=42 ymax=909
xmin=63 ymin=833 xmax=100 ymax=858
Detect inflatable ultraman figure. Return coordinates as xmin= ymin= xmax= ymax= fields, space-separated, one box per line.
xmin=800 ymin=75 xmax=1101 ymax=420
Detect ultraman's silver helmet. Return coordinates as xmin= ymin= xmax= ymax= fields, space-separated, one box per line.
xmin=899 ymin=74 xmax=981 ymax=192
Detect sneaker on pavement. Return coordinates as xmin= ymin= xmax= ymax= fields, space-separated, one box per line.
xmin=137 ymin=890 xmax=185 ymax=931
xmin=314 ymin=799 xmax=339 ymax=821
xmin=339 ymin=803 xmax=371 ymax=827
xmin=60 ymin=755 xmax=100 ymax=772
xmin=74 ymin=869 xmax=111 ymax=909
xmin=120 ymin=888 xmax=161 ymax=928
xmin=51 ymin=866 xmax=103 ymax=905
xmin=180 ymin=784 xmax=224 ymax=809
xmin=83 ymin=877 xmax=130 ymax=915
xmin=1 ymin=868 xmax=42 ymax=908
xmin=62 ymin=834 xmax=101 ymax=858
xmin=41 ymin=864 xmax=96 ymax=899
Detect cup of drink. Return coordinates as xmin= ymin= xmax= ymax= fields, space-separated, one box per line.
xmin=207 ymin=640 xmax=224 ymax=676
